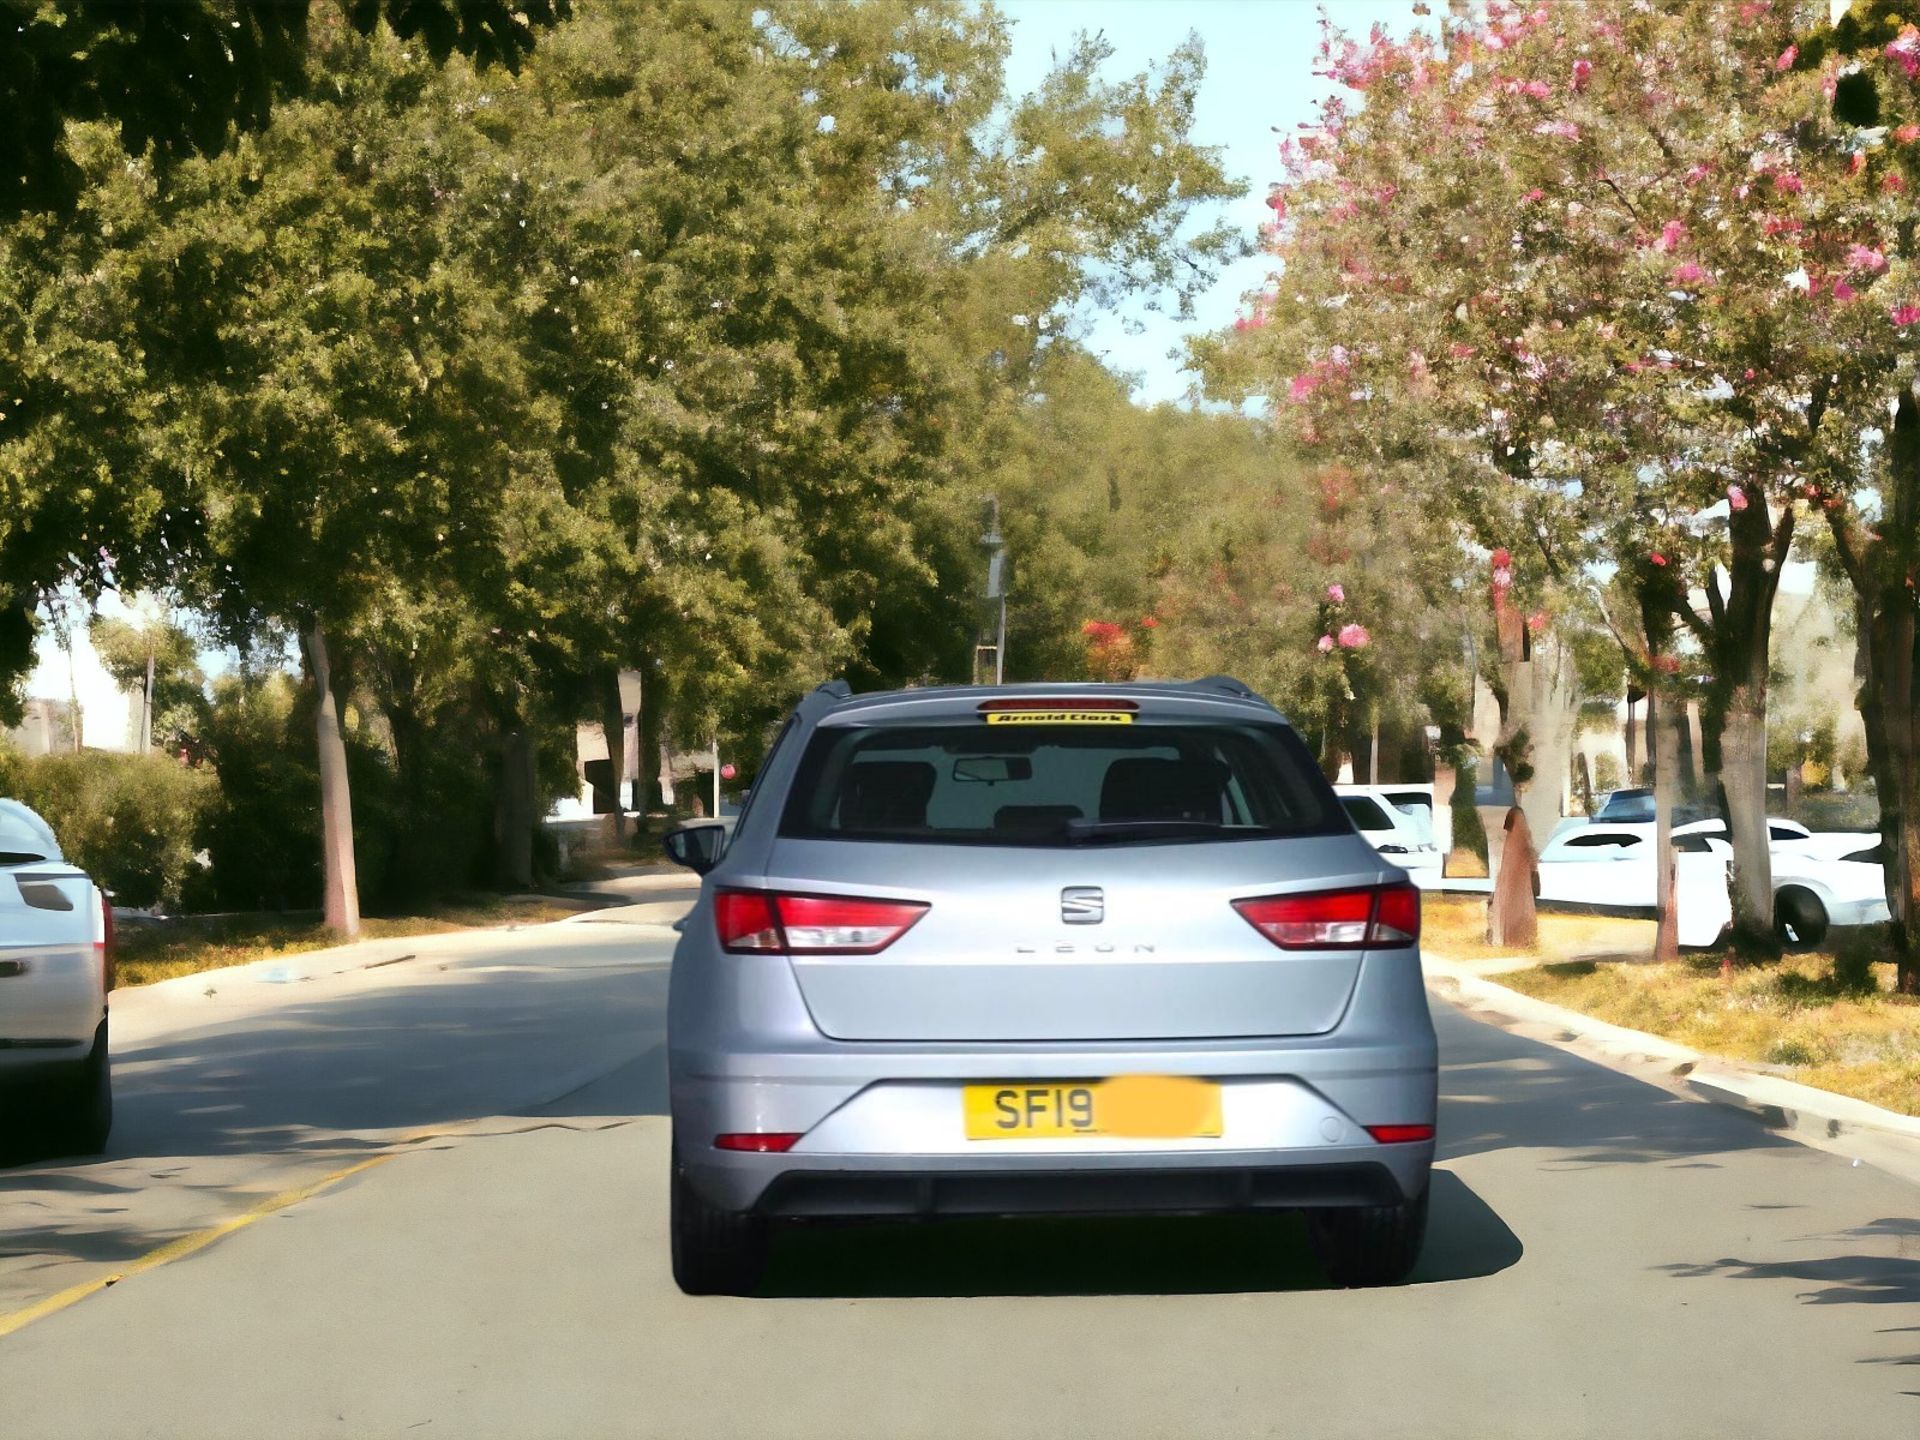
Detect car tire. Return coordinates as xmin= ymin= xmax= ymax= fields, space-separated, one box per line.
xmin=43 ymin=1019 xmax=112 ymax=1157
xmin=1774 ymin=887 xmax=1829 ymax=951
xmin=670 ymin=1146 xmax=769 ymax=1296
xmin=1308 ymin=1185 xmax=1428 ymax=1288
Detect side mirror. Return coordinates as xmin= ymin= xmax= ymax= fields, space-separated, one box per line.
xmin=663 ymin=821 xmax=727 ymax=875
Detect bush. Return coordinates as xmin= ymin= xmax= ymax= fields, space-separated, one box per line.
xmin=197 ymin=672 xmax=432 ymax=913
xmin=1592 ymin=752 xmax=1622 ymax=795
xmin=197 ymin=673 xmax=323 ymax=912
xmin=5 ymin=749 xmax=213 ymax=909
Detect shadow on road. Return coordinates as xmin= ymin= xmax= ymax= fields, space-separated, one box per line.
xmin=0 ymin=961 xmax=668 ymax=1175
xmin=1429 ymin=1002 xmax=1798 ymax=1169
xmin=1655 ymin=1217 xmax=1920 ymax=1308
xmin=756 ymin=1168 xmax=1519 ymax=1299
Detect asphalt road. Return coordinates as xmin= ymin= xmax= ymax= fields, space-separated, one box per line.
xmin=2 ymin=912 xmax=1916 ymax=1439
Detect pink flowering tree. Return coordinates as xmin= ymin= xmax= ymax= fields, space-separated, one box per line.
xmin=1212 ymin=0 xmax=1920 ymax=962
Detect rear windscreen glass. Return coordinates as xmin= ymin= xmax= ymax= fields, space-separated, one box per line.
xmin=1340 ymin=796 xmax=1394 ymax=832
xmin=779 ymin=721 xmax=1341 ymax=846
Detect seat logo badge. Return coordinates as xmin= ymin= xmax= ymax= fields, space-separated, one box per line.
xmin=1061 ymin=886 xmax=1104 ymax=925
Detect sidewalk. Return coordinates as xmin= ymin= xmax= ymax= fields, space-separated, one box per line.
xmin=1424 ymin=950 xmax=1920 ymax=1187
xmin=555 ymin=860 xmax=700 ymax=928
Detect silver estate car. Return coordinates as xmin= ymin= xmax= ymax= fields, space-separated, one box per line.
xmin=662 ymin=678 xmax=1437 ymax=1294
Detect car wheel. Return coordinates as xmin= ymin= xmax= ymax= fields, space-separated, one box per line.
xmin=1307 ymin=1185 xmax=1429 ymax=1288
xmin=1774 ymin=887 xmax=1829 ymax=952
xmin=670 ymin=1145 xmax=769 ymax=1296
xmin=43 ymin=1019 xmax=112 ymax=1156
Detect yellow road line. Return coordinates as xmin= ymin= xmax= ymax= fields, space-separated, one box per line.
xmin=0 ymin=1152 xmax=395 ymax=1340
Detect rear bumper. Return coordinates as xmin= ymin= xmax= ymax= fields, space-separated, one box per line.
xmin=0 ymin=1038 xmax=94 ymax=1085
xmin=672 ymin=1038 xmax=1437 ymax=1215
xmin=752 ymin=1155 xmax=1414 ymax=1219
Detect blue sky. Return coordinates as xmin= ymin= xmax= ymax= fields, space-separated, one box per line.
xmin=1000 ymin=0 xmax=1416 ymax=404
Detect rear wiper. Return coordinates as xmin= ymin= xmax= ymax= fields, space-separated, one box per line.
xmin=1062 ymin=819 xmax=1237 ymax=844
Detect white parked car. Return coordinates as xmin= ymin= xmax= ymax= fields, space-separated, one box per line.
xmin=1675 ymin=834 xmax=1890 ymax=950
xmin=1672 ymin=815 xmax=1879 ymax=864
xmin=1336 ymin=787 xmax=1442 ymax=872
xmin=0 ymin=799 xmax=114 ymax=1154
xmin=1535 ymin=823 xmax=1657 ymax=907
xmin=1534 ymin=818 xmax=1890 ymax=949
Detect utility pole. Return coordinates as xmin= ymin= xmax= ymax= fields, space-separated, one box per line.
xmin=980 ymin=496 xmax=1008 ymax=685
xmin=142 ymin=647 xmax=155 ymax=755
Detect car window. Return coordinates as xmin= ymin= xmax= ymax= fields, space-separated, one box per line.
xmin=1340 ymin=795 xmax=1396 ymax=832
xmin=781 ymin=720 xmax=1340 ymax=846
xmin=1768 ymin=823 xmax=1807 ymax=841
xmin=729 ymin=717 xmax=797 ymax=837
xmin=1673 ymin=834 xmax=1717 ymax=853
xmin=1564 ymin=833 xmax=1640 ymax=849
xmin=1381 ymin=791 xmax=1434 ymax=828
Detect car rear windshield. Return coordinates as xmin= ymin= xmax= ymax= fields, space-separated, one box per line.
xmin=779 ymin=719 xmax=1341 ymax=846
xmin=1340 ymin=796 xmax=1395 ymax=833
xmin=1595 ymin=790 xmax=1655 ymax=821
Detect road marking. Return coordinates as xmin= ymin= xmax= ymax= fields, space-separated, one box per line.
xmin=0 ymin=1153 xmax=395 ymax=1341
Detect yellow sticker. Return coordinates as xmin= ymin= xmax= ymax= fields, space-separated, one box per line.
xmin=985 ymin=710 xmax=1134 ymax=725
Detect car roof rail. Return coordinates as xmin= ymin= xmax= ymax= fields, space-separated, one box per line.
xmin=813 ymin=679 xmax=854 ymax=702
xmin=1182 ymin=674 xmax=1258 ymax=700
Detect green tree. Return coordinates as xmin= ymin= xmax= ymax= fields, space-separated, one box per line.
xmin=0 ymin=0 xmax=567 ymax=216
xmin=7 ymin=0 xmax=1249 ymax=929
xmin=88 ymin=611 xmax=208 ymax=755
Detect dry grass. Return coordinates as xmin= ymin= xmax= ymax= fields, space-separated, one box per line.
xmin=1422 ymin=893 xmax=1657 ymax=965
xmin=1421 ymin=893 xmax=1920 ymax=1117
xmin=114 ymin=895 xmax=584 ymax=989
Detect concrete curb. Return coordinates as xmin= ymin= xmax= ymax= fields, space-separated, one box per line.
xmin=1424 ymin=954 xmax=1920 ymax=1186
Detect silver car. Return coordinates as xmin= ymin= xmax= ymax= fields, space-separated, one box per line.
xmin=663 ymin=678 xmax=1437 ymax=1294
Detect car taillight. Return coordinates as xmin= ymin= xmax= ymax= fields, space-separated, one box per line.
xmin=713 ymin=891 xmax=784 ymax=952
xmin=1233 ymin=883 xmax=1420 ymax=950
xmin=96 ymin=888 xmax=115 ymax=993
xmin=713 ymin=1132 xmax=803 ymax=1153
xmin=713 ymin=889 xmax=929 ymax=955
xmin=1365 ymin=1123 xmax=1435 ymax=1144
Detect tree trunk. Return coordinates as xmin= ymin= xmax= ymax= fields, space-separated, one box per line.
xmin=1834 ymin=390 xmax=1920 ymax=994
xmin=1623 ymin=688 xmax=1640 ymax=785
xmin=1653 ymin=697 xmax=1681 ymax=963
xmin=1719 ymin=686 xmax=1775 ymax=958
xmin=386 ymin=696 xmax=428 ymax=902
xmin=1489 ymin=631 xmax=1575 ymax=936
xmin=65 ymin=634 xmax=82 ymax=752
xmin=494 ymin=723 xmax=536 ymax=890
xmin=1486 ymin=807 xmax=1538 ymax=949
xmin=304 ymin=622 xmax=360 ymax=938
xmin=638 ymin=658 xmax=669 ymax=811
xmin=1703 ymin=499 xmax=1791 ymax=962
xmin=599 ymin=669 xmax=627 ymax=843
xmin=1857 ymin=589 xmax=1920 ymax=993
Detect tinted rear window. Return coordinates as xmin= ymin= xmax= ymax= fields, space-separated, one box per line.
xmin=780 ymin=720 xmax=1340 ymax=846
xmin=1340 ymin=796 xmax=1394 ymax=832
xmin=1595 ymin=790 xmax=1655 ymax=821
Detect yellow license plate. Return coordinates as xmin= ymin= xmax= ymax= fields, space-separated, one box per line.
xmin=962 ymin=1077 xmax=1222 ymax=1140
